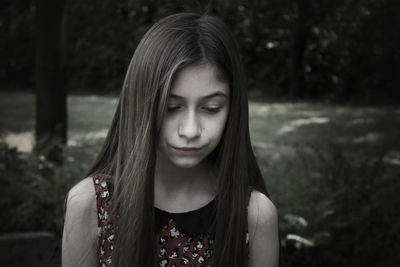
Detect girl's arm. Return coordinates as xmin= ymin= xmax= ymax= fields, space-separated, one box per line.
xmin=62 ymin=177 xmax=98 ymax=267
xmin=248 ymin=190 xmax=279 ymax=267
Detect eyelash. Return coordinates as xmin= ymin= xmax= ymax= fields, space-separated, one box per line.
xmin=166 ymin=106 xmax=221 ymax=114
xmin=167 ymin=106 xmax=181 ymax=112
xmin=202 ymin=107 xmax=221 ymax=113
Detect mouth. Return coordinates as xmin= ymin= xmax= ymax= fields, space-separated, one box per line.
xmin=171 ymin=146 xmax=204 ymax=153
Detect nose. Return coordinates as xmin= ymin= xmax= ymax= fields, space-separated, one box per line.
xmin=178 ymin=110 xmax=201 ymax=140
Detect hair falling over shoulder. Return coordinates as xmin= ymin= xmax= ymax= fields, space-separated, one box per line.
xmin=87 ymin=12 xmax=268 ymax=267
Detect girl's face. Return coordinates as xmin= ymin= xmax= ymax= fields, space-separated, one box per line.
xmin=158 ymin=62 xmax=230 ymax=169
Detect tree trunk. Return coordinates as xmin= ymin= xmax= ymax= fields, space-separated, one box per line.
xmin=289 ymin=0 xmax=311 ymax=99
xmin=35 ymin=0 xmax=67 ymax=162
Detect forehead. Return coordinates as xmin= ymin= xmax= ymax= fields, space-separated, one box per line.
xmin=170 ymin=63 xmax=229 ymax=99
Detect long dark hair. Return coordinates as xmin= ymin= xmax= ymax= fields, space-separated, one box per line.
xmin=87 ymin=12 xmax=268 ymax=267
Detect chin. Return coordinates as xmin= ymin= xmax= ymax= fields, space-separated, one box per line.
xmin=170 ymin=157 xmax=204 ymax=169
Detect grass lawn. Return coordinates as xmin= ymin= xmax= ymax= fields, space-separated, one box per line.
xmin=1 ymin=90 xmax=399 ymax=168
xmin=2 ymin=90 xmax=399 ymax=205
xmin=1 ymin=90 xmax=400 ymax=185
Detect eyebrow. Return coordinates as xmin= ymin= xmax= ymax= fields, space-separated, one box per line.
xmin=169 ymin=91 xmax=229 ymax=100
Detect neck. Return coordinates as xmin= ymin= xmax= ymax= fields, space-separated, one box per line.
xmin=154 ymin=151 xmax=217 ymax=208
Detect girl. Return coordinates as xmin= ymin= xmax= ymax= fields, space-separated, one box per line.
xmin=62 ymin=12 xmax=279 ymax=267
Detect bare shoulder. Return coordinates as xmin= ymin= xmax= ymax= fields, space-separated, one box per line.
xmin=62 ymin=177 xmax=98 ymax=267
xmin=64 ymin=176 xmax=97 ymax=233
xmin=67 ymin=177 xmax=96 ymax=203
xmin=248 ymin=190 xmax=278 ymax=227
xmin=248 ymin=190 xmax=279 ymax=267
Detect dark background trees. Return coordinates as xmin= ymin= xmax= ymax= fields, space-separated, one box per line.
xmin=1 ymin=0 xmax=399 ymax=103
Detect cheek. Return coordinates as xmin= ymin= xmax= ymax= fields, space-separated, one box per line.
xmin=159 ymin=118 xmax=176 ymax=140
xmin=206 ymin=111 xmax=229 ymax=142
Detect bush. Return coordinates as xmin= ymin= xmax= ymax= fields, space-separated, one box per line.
xmin=2 ymin=138 xmax=399 ymax=266
xmin=0 ymin=141 xmax=86 ymax=237
xmin=256 ymin=143 xmax=400 ymax=267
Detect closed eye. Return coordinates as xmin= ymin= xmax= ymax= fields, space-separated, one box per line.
xmin=166 ymin=105 xmax=223 ymax=113
xmin=167 ymin=106 xmax=181 ymax=112
xmin=202 ymin=106 xmax=221 ymax=113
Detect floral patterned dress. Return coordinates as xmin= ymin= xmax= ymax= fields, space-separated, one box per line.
xmin=93 ymin=175 xmax=251 ymax=267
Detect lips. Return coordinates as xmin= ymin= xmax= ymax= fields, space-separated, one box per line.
xmin=171 ymin=146 xmax=203 ymax=153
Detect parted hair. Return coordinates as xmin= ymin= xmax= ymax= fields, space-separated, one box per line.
xmin=87 ymin=12 xmax=268 ymax=267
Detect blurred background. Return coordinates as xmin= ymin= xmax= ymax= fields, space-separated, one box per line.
xmin=1 ymin=0 xmax=399 ymax=266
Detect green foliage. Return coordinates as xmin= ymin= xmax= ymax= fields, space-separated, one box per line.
xmin=1 ymin=138 xmax=399 ymax=265
xmin=0 ymin=141 xmax=85 ymax=236
xmin=0 ymin=0 xmax=35 ymax=85
xmin=256 ymin=143 xmax=400 ymax=266
xmin=2 ymin=0 xmax=399 ymax=102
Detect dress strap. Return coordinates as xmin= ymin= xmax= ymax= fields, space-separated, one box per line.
xmin=92 ymin=175 xmax=115 ymax=266
xmin=93 ymin=175 xmax=113 ymax=226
